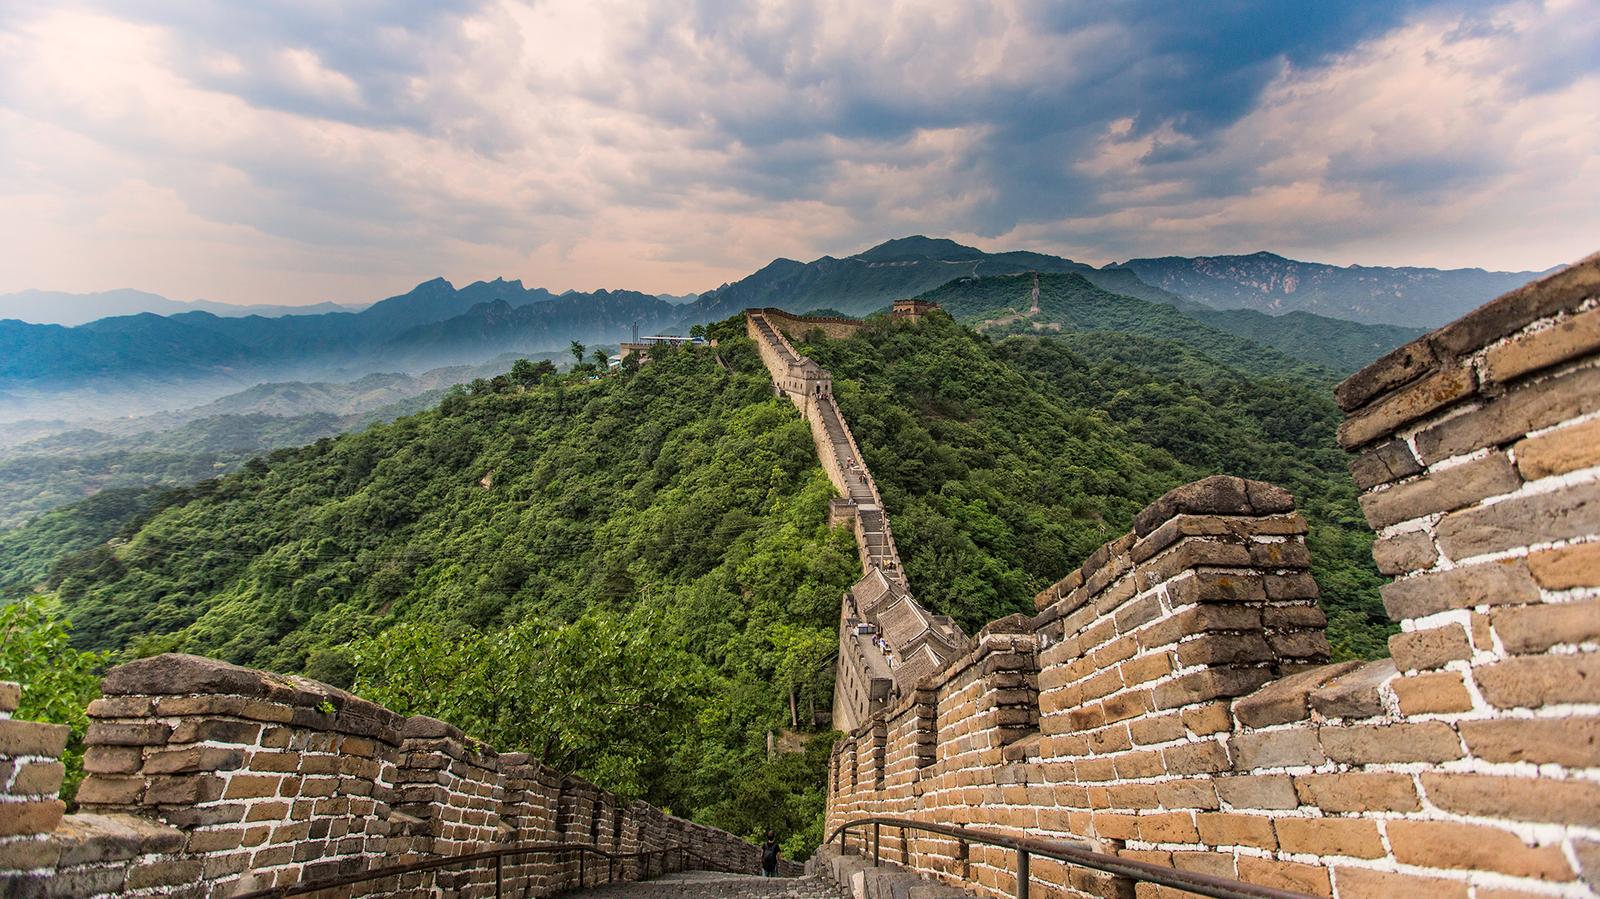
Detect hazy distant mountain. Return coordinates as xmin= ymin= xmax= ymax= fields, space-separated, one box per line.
xmin=0 ymin=288 xmax=364 ymax=325
xmin=1109 ymin=252 xmax=1559 ymax=328
xmin=688 ymin=235 xmax=1173 ymax=320
xmin=655 ymin=293 xmax=701 ymax=305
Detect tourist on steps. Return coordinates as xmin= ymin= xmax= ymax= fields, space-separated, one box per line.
xmin=761 ymin=831 xmax=780 ymax=877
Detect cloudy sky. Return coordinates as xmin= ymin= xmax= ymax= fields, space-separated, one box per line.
xmin=0 ymin=1 xmax=1595 ymax=305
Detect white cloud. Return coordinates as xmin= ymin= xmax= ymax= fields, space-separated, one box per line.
xmin=0 ymin=0 xmax=1592 ymax=304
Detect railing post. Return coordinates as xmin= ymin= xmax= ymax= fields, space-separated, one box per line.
xmin=579 ymin=850 xmax=586 ymax=889
xmin=1017 ymin=849 xmax=1030 ymax=899
xmin=901 ymin=825 xmax=909 ymax=865
xmin=872 ymin=822 xmax=881 ymax=864
xmin=495 ymin=854 xmax=503 ymax=899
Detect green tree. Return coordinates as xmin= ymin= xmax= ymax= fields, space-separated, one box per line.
xmin=570 ymin=341 xmax=587 ymax=368
xmin=0 ymin=596 xmax=107 ymax=799
xmin=591 ymin=349 xmax=611 ymax=370
xmin=689 ymin=324 xmax=707 ymax=340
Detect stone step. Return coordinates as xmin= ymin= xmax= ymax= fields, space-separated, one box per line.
xmin=573 ymin=870 xmax=849 ymax=898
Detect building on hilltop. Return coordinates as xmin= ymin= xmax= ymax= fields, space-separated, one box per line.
xmin=617 ymin=334 xmax=707 ymax=365
xmin=890 ymin=298 xmax=938 ymax=321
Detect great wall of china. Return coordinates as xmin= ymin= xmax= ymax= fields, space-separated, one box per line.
xmin=784 ymin=255 xmax=1600 ymax=899
xmin=0 ymin=260 xmax=1595 ymax=897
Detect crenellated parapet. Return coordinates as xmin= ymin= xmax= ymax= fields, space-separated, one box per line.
xmin=825 ymin=254 xmax=1600 ymax=898
xmin=745 ymin=308 xmax=970 ymax=733
xmin=0 ymin=653 xmax=794 ymax=897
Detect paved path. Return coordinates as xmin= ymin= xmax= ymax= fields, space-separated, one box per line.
xmin=572 ymin=870 xmax=848 ymax=899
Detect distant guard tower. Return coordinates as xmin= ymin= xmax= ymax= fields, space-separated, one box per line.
xmin=890 ymin=298 xmax=938 ymax=321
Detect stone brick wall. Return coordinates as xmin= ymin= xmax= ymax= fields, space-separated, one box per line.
xmin=745 ymin=310 xmax=969 ymax=734
xmin=752 ymin=307 xmax=869 ymax=342
xmin=824 ymin=256 xmax=1600 ymax=898
xmin=0 ymin=653 xmax=791 ymax=897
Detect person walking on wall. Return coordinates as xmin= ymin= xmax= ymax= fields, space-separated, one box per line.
xmin=761 ymin=831 xmax=780 ymax=877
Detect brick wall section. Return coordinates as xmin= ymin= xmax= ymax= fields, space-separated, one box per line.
xmin=752 ymin=307 xmax=869 ymax=342
xmin=825 ymin=255 xmax=1600 ymax=899
xmin=746 ymin=309 xmax=969 ymax=734
xmin=0 ymin=654 xmax=790 ymax=897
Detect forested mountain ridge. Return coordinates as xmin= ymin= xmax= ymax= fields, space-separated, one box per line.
xmin=4 ymin=306 xmax=1392 ymax=851
xmin=917 ymin=272 xmax=1421 ymax=377
xmin=1112 ymin=251 xmax=1556 ymax=327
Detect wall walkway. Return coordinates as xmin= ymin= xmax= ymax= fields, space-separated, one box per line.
xmin=822 ymin=256 xmax=1600 ymax=898
xmin=745 ymin=310 xmax=968 ymax=733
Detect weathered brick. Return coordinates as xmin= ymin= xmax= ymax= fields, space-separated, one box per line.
xmin=1336 ymin=340 xmax=1441 ymax=414
xmin=144 ymin=774 xmax=226 ymax=805
xmin=1526 ymin=541 xmax=1600 ymax=590
xmin=143 ymin=746 xmax=248 ymax=775
xmin=1299 ymin=767 xmax=1427 ymax=815
xmin=1348 ymin=438 xmax=1425 ymax=489
xmin=1388 ymin=625 xmax=1472 ymax=671
xmin=82 ymin=745 xmax=143 ymax=774
xmin=1332 ymin=867 xmax=1468 ymax=899
xmin=1437 ymin=479 xmax=1600 ymax=560
xmin=1492 ymin=599 xmax=1600 ymax=653
xmin=169 ymin=718 xmax=264 ymax=745
xmin=1232 ymin=662 xmax=1360 ymax=728
xmin=1371 ymin=529 xmax=1439 ymax=575
xmin=1422 ymin=772 xmax=1600 ymax=827
xmin=1338 ymin=364 xmax=1475 ymax=449
xmin=1229 ymin=728 xmax=1324 ymax=769
xmin=1390 ymin=670 xmax=1475 ymax=715
xmin=0 ymin=719 xmax=70 ymax=757
xmin=1458 ymin=716 xmax=1600 ymax=767
xmin=1213 ymin=774 xmax=1298 ymax=810
xmin=0 ymin=799 xmax=64 ymax=836
xmin=1484 ymin=303 xmax=1600 ymax=385
xmin=1360 ymin=452 xmax=1520 ymax=529
xmin=1516 ymin=415 xmax=1600 ymax=480
xmin=1380 ymin=560 xmax=1539 ymax=619
xmin=1415 ymin=363 xmax=1600 ymax=463
xmin=1308 ymin=659 xmax=1395 ymax=720
xmin=1151 ymin=667 xmax=1273 ymax=710
xmin=1235 ymin=855 xmax=1331 ymax=897
xmin=1320 ymin=722 xmax=1463 ymax=765
xmin=1386 ymin=819 xmax=1574 ymax=881
xmin=84 ymin=721 xmax=171 ymax=747
xmin=1195 ymin=812 xmax=1276 ymax=849
xmin=10 ymin=760 xmax=65 ymax=795
xmin=1274 ymin=817 xmax=1385 ymax=858
xmin=1475 ymin=652 xmax=1600 ymax=708
xmin=75 ymin=774 xmax=145 ymax=806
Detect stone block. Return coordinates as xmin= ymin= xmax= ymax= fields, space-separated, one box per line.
xmin=1421 ymin=772 xmax=1600 ymax=827
xmin=1484 ymin=303 xmax=1600 ymax=385
xmin=1335 ymin=338 xmax=1441 ymax=413
xmin=1415 ymin=363 xmax=1600 ymax=463
xmin=1274 ymin=817 xmax=1384 ymax=858
xmin=1516 ymin=415 xmax=1600 ymax=480
xmin=1319 ymin=722 xmax=1463 ymax=765
xmin=1131 ymin=476 xmax=1292 ymax=537
xmin=1475 ymin=652 xmax=1600 ymax=708
xmin=1371 ymin=530 xmax=1439 ymax=575
xmin=1232 ymin=662 xmax=1360 ymax=728
xmin=1359 ymin=452 xmax=1520 ymax=529
xmin=1293 ymin=772 xmax=1420 ymax=813
xmin=1436 ymin=478 xmax=1600 ymax=560
xmin=1332 ymin=867 xmax=1469 ymax=899
xmin=0 ymin=799 xmax=64 ymax=836
xmin=1338 ymin=363 xmax=1475 ymax=450
xmin=0 ymin=682 xmax=18 ymax=714
xmin=1390 ymin=671 xmax=1474 ymax=715
xmin=1457 ymin=716 xmax=1599 ymax=767
xmin=1348 ymin=438 xmax=1425 ymax=489
xmin=1379 ymin=561 xmax=1539 ymax=619
xmin=1214 ymin=774 xmax=1299 ymax=810
xmin=1386 ymin=820 xmax=1574 ymax=881
xmin=10 ymin=761 xmax=65 ymax=796
xmin=1526 ymin=541 xmax=1600 ymax=589
xmin=0 ymin=720 xmax=70 ymax=758
xmin=84 ymin=721 xmax=171 ymax=747
xmin=1491 ymin=599 xmax=1600 ymax=653
xmin=1229 ymin=728 xmax=1324 ymax=769
xmin=1388 ymin=625 xmax=1471 ymax=671
xmin=1308 ymin=659 xmax=1395 ymax=720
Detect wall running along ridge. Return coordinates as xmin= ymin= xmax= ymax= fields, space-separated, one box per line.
xmin=0 ymin=654 xmax=795 ymax=896
xmin=746 ymin=309 xmax=970 ymax=735
xmin=821 ymin=255 xmax=1600 ymax=899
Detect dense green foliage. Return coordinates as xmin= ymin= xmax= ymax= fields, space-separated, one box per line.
xmin=40 ymin=322 xmax=853 ymax=850
xmin=798 ymin=311 xmax=1391 ymax=658
xmin=0 ymin=596 xmax=107 ymax=799
xmin=0 ymin=487 xmax=176 ymax=593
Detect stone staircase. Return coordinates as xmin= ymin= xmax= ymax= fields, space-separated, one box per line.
xmin=573 ymin=870 xmax=849 ymax=898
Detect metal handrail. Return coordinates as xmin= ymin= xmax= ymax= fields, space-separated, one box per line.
xmin=233 ymin=840 xmax=737 ymax=899
xmin=828 ymin=816 xmax=1318 ymax=899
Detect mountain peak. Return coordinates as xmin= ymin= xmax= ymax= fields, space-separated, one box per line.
xmin=854 ymin=236 xmax=986 ymax=262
